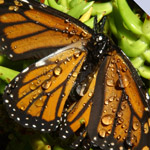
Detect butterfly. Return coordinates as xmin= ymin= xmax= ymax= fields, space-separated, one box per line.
xmin=0 ymin=0 xmax=150 ymax=149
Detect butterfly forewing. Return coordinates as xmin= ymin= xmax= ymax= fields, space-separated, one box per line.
xmin=3 ymin=43 xmax=87 ymax=132
xmin=1 ymin=0 xmax=150 ymax=149
xmin=0 ymin=0 xmax=92 ymax=60
xmin=59 ymin=69 xmax=98 ymax=138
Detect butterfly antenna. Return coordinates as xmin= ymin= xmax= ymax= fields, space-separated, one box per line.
xmin=99 ymin=16 xmax=107 ymax=33
xmin=93 ymin=15 xmax=98 ymax=34
xmin=93 ymin=16 xmax=107 ymax=34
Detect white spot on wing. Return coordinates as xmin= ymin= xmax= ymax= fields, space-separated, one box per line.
xmin=10 ymin=94 xmax=13 ymax=98
xmin=9 ymin=54 xmax=13 ymax=58
xmin=11 ymin=114 xmax=14 ymax=117
xmin=32 ymin=124 xmax=36 ymax=128
xmin=41 ymin=128 xmax=45 ymax=132
xmin=13 ymin=108 xmax=16 ymax=111
xmin=17 ymin=117 xmax=20 ymax=121
xmin=4 ymin=99 xmax=9 ymax=103
xmin=25 ymin=123 xmax=29 ymax=126
xmin=15 ymin=77 xmax=19 ymax=82
xmin=62 ymin=135 xmax=67 ymax=139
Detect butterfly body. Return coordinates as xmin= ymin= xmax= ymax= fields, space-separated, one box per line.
xmin=1 ymin=0 xmax=150 ymax=149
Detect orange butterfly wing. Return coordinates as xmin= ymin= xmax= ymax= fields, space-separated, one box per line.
xmin=87 ymin=48 xmax=150 ymax=149
xmin=0 ymin=0 xmax=92 ymax=60
xmin=59 ymin=47 xmax=150 ymax=149
xmin=3 ymin=41 xmax=87 ymax=132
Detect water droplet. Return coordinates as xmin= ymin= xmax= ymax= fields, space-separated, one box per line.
xmin=55 ymin=59 xmax=59 ymax=63
xmin=122 ymin=66 xmax=128 ymax=72
xmin=81 ymin=31 xmax=88 ymax=37
xmin=106 ymin=79 xmax=114 ymax=87
xmin=74 ymin=51 xmax=80 ymax=58
xmin=125 ymin=135 xmax=136 ymax=147
xmin=111 ymin=58 xmax=115 ymax=64
xmin=117 ymin=135 xmax=121 ymax=140
xmin=22 ymin=91 xmax=27 ymax=96
xmin=104 ymin=100 xmax=109 ymax=105
xmin=72 ymin=72 xmax=78 ymax=78
xmin=112 ymin=108 xmax=117 ymax=113
xmin=107 ymin=129 xmax=111 ymax=135
xmin=63 ymin=60 xmax=67 ymax=64
xmin=35 ymin=98 xmax=44 ymax=107
xmin=101 ymin=114 xmax=113 ymax=126
xmin=32 ymin=93 xmax=38 ymax=99
xmin=54 ymin=67 xmax=62 ymax=76
xmin=121 ymin=124 xmax=126 ymax=129
xmin=21 ymin=106 xmax=25 ymax=111
xmin=121 ymin=102 xmax=126 ymax=110
xmin=99 ymin=129 xmax=106 ymax=138
xmin=130 ymin=135 xmax=137 ymax=145
xmin=117 ymin=118 xmax=124 ymax=124
xmin=144 ymin=122 xmax=149 ymax=134
xmin=132 ymin=121 xmax=140 ymax=131
xmin=117 ymin=59 xmax=121 ymax=63
xmin=36 ymin=79 xmax=41 ymax=86
xmin=29 ymin=99 xmax=33 ymax=103
xmin=37 ymin=88 xmax=42 ymax=94
xmin=42 ymin=80 xmax=52 ymax=90
xmin=76 ymin=84 xmax=86 ymax=96
xmin=117 ymin=111 xmax=123 ymax=118
xmin=124 ymin=129 xmax=128 ymax=133
xmin=111 ymin=73 xmax=115 ymax=78
xmin=109 ymin=63 xmax=114 ymax=68
xmin=67 ymin=57 xmax=71 ymax=62
xmin=30 ymin=82 xmax=37 ymax=90
xmin=9 ymin=5 xmax=19 ymax=11
xmin=88 ymin=92 xmax=93 ymax=97
xmin=109 ymin=96 xmax=115 ymax=102
xmin=103 ymin=109 xmax=107 ymax=113
xmin=122 ymin=76 xmax=130 ymax=88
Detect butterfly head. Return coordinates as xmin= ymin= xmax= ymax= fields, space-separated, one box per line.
xmin=86 ymin=33 xmax=111 ymax=61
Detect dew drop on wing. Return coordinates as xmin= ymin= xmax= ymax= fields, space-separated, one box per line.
xmin=53 ymin=67 xmax=62 ymax=76
xmin=29 ymin=82 xmax=37 ymax=90
xmin=132 ymin=121 xmax=140 ymax=131
xmin=106 ymin=79 xmax=114 ymax=87
xmin=99 ymin=129 xmax=106 ymax=138
xmin=42 ymin=80 xmax=52 ymax=90
xmin=101 ymin=114 xmax=114 ymax=126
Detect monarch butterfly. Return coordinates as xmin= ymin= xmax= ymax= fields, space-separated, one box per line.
xmin=0 ymin=0 xmax=150 ymax=149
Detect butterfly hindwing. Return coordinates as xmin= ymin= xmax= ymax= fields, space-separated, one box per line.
xmin=0 ymin=0 xmax=92 ymax=60
xmin=87 ymin=47 xmax=150 ymax=149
